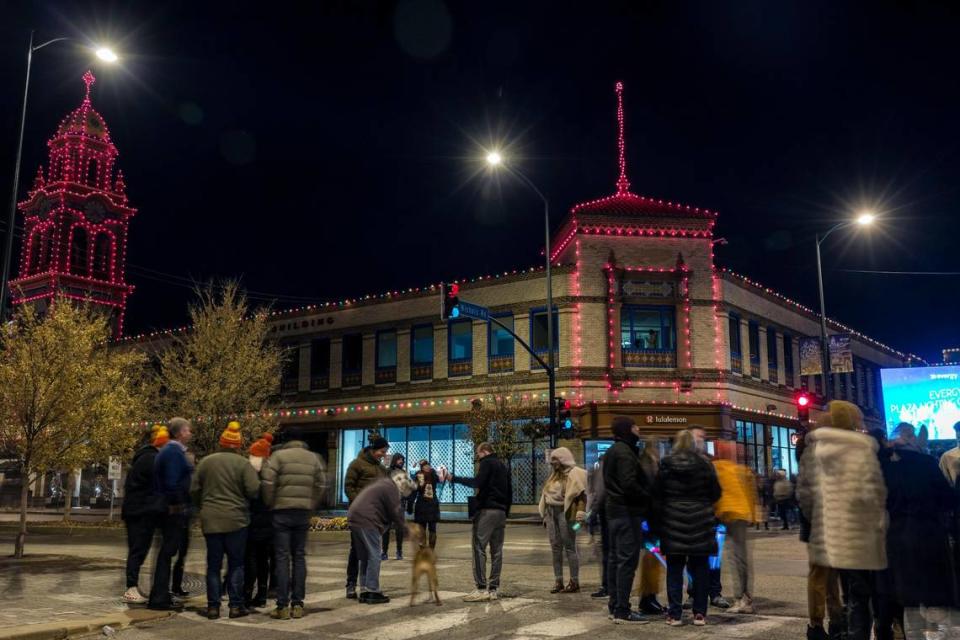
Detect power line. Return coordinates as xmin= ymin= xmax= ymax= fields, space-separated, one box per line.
xmin=835 ymin=268 xmax=960 ymax=276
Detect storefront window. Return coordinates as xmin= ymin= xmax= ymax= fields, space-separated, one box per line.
xmin=735 ymin=420 xmax=768 ymax=476
xmin=770 ymin=425 xmax=799 ymax=477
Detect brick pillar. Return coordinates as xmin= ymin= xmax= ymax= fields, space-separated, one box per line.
xmin=330 ymin=337 xmax=343 ymax=389
xmin=473 ymin=320 xmax=488 ymax=376
xmin=719 ymin=311 xmax=732 ymax=371
xmin=739 ymin=319 xmax=751 ymax=376
xmin=515 ymin=314 xmax=531 ymax=372
xmin=397 ymin=328 xmax=411 ymax=383
xmin=776 ymin=333 xmax=786 ymax=387
xmin=758 ymin=326 xmax=769 ymax=382
xmin=362 ymin=333 xmax=375 ymax=386
xmin=297 ymin=343 xmax=310 ymax=392
xmin=433 ymin=323 xmax=448 ymax=379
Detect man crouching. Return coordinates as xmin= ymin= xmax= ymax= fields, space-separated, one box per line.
xmin=347 ymin=469 xmax=417 ymax=604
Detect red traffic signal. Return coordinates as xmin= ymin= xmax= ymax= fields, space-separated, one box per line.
xmin=797 ymin=394 xmax=810 ymax=408
xmin=795 ymin=391 xmax=811 ymax=421
xmin=440 ymin=283 xmax=461 ymax=320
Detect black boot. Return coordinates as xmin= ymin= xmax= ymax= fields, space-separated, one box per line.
xmin=428 ymin=531 xmax=437 ymax=549
xmin=807 ymin=625 xmax=829 ymax=640
xmin=639 ymin=595 xmax=664 ymax=615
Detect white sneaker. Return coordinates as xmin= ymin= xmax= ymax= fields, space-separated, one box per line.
xmin=463 ymin=589 xmax=491 ymax=602
xmin=122 ymin=587 xmax=148 ymax=604
xmin=487 ymin=589 xmax=499 ymax=601
xmin=728 ymin=597 xmax=755 ymax=614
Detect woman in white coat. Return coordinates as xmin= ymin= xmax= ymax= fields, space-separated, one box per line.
xmin=797 ymin=400 xmax=887 ymax=640
xmin=538 ymin=447 xmax=588 ymax=594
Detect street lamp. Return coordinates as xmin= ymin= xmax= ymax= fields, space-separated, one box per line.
xmin=814 ymin=211 xmax=875 ymax=401
xmin=485 ymin=150 xmax=558 ymax=446
xmin=1 ymin=32 xmax=119 ymax=324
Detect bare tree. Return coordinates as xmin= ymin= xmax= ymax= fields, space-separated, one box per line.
xmin=464 ymin=378 xmax=547 ymax=463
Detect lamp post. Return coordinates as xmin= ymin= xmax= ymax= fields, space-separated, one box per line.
xmin=485 ymin=152 xmax=558 ymax=447
xmin=814 ymin=211 xmax=875 ymax=402
xmin=0 ymin=32 xmax=118 ymax=323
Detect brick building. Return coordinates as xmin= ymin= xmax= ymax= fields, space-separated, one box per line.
xmin=250 ymin=84 xmax=918 ymax=511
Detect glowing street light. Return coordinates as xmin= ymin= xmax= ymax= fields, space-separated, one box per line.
xmin=95 ymin=46 xmax=119 ymax=63
xmin=814 ymin=211 xmax=879 ymax=401
xmin=485 ymin=150 xmax=502 ymax=166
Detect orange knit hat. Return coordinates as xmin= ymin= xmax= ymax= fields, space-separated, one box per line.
xmin=219 ymin=421 xmax=243 ymax=449
xmin=249 ymin=433 xmax=273 ymax=458
xmin=151 ymin=424 xmax=170 ymax=447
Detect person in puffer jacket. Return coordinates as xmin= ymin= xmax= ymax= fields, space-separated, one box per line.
xmin=796 ymin=400 xmax=887 ymax=640
xmin=654 ymin=429 xmax=722 ymax=626
xmin=260 ymin=427 xmax=327 ymax=620
xmin=538 ymin=446 xmax=588 ymax=594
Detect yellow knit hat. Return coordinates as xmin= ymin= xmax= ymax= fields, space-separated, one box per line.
xmin=219 ymin=421 xmax=243 ymax=449
xmin=829 ymin=400 xmax=864 ymax=432
xmin=152 ymin=425 xmax=170 ymax=447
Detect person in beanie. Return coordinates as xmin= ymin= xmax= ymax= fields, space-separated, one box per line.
xmin=410 ymin=459 xmax=441 ymax=549
xmin=348 ymin=469 xmax=417 ymax=604
xmin=450 ymin=442 xmax=513 ymax=602
xmin=655 ymin=429 xmax=722 ymax=627
xmin=797 ymin=401 xmax=887 ymax=640
xmin=538 ymin=446 xmax=588 ymax=594
xmin=586 ymin=455 xmax=609 ymax=599
xmin=148 ymin=418 xmax=194 ymax=611
xmin=244 ymin=433 xmax=274 ymax=608
xmin=381 ymin=453 xmax=408 ymax=561
xmin=191 ymin=422 xmax=260 ymax=620
xmin=121 ymin=425 xmax=167 ymax=604
xmin=261 ymin=426 xmax=327 ymax=620
xmin=343 ymin=436 xmax=389 ymax=599
xmin=603 ymin=416 xmax=651 ymax=625
xmin=713 ymin=441 xmax=759 ymax=614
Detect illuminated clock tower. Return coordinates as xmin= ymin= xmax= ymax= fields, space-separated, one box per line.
xmin=10 ymin=71 xmax=136 ymax=336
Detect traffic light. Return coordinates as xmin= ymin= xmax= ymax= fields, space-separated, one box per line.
xmin=796 ymin=391 xmax=811 ymax=422
xmin=440 ymin=282 xmax=460 ymax=320
xmin=557 ymin=397 xmax=573 ymax=430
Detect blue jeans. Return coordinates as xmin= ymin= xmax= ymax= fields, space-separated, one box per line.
xmin=273 ymin=509 xmax=310 ymax=608
xmin=606 ymin=516 xmax=642 ymax=617
xmin=351 ymin=527 xmax=383 ymax=594
xmin=668 ymin=554 xmax=709 ymax=618
xmin=204 ymin=528 xmax=247 ymax=608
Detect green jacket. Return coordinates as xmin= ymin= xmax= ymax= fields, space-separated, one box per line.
xmin=191 ymin=449 xmax=260 ymax=534
xmin=261 ymin=440 xmax=327 ymax=511
xmin=344 ymin=450 xmax=387 ymax=503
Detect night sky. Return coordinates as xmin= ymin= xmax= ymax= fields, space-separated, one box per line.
xmin=1 ymin=1 xmax=958 ymax=361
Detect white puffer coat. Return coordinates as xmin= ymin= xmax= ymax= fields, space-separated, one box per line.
xmin=797 ymin=427 xmax=888 ymax=570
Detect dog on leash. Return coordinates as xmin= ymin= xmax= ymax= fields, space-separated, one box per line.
xmin=408 ymin=523 xmax=441 ymax=606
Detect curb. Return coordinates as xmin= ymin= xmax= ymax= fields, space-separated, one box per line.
xmin=0 ymin=609 xmax=174 ymax=640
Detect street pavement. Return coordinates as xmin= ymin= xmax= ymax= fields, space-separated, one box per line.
xmin=0 ymin=522 xmax=809 ymax=639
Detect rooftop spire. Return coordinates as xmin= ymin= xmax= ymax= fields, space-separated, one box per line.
xmin=615 ymin=81 xmax=630 ymax=194
xmin=82 ymin=70 xmax=96 ymax=102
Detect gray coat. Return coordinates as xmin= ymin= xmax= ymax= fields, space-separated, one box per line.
xmin=261 ymin=440 xmax=327 ymax=511
xmin=347 ymin=477 xmax=404 ymax=534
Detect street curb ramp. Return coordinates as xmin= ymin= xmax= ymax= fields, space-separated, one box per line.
xmin=0 ymin=609 xmax=174 ymax=640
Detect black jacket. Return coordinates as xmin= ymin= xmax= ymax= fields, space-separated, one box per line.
xmin=409 ymin=469 xmax=441 ymax=523
xmin=453 ymin=453 xmax=512 ymax=514
xmin=603 ymin=439 xmax=650 ymax=519
xmin=653 ymin=451 xmax=721 ymax=556
xmin=122 ymin=445 xmax=161 ymax=519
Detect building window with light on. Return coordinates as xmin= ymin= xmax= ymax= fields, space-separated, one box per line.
xmin=310 ymin=338 xmax=330 ymax=390
xmin=748 ymin=321 xmax=761 ymax=378
xmin=410 ymin=324 xmax=433 ymax=381
xmin=489 ymin=313 xmax=515 ymax=373
xmin=530 ymin=307 xmax=559 ymax=369
xmin=729 ymin=313 xmax=742 ymax=373
xmin=448 ymin=320 xmax=472 ymax=377
xmin=375 ymin=329 xmax=397 ymax=384
xmin=342 ymin=334 xmax=363 ymax=387
xmin=620 ymin=305 xmax=676 ymax=368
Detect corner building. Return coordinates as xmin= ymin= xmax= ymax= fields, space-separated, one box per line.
xmin=242 ymin=85 xmax=918 ymax=512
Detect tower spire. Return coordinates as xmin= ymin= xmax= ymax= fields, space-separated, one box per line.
xmin=82 ymin=70 xmax=96 ymax=102
xmin=615 ymin=81 xmax=630 ymax=194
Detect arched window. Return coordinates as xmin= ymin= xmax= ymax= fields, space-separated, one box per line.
xmin=92 ymin=233 xmax=112 ymax=280
xmin=28 ymin=230 xmax=42 ymax=274
xmin=70 ymin=227 xmax=89 ymax=275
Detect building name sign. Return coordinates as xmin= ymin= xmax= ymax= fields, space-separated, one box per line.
xmin=622 ymin=280 xmax=676 ymax=298
xmin=644 ymin=415 xmax=688 ymax=425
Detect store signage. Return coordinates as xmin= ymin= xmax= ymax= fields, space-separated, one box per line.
xmin=644 ymin=415 xmax=688 ymax=425
xmin=107 ymin=457 xmax=122 ymax=481
xmin=622 ymin=280 xmax=675 ymax=298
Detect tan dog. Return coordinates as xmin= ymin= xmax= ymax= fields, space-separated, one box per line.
xmin=408 ymin=523 xmax=441 ymax=606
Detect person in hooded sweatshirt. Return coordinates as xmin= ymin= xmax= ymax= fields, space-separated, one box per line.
xmin=797 ymin=401 xmax=887 ymax=640
xmin=880 ymin=423 xmax=953 ymax=640
xmin=654 ymin=429 xmax=722 ymax=627
xmin=603 ymin=416 xmax=651 ymax=625
xmin=381 ymin=453 xmax=408 ymax=561
xmin=121 ymin=425 xmax=168 ymax=604
xmin=538 ymin=446 xmax=588 ymax=594
xmin=347 ymin=469 xmax=417 ymax=604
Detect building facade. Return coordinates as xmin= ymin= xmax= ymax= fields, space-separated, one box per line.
xmin=252 ymin=84 xmax=918 ymax=511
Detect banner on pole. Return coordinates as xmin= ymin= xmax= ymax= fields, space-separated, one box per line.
xmin=829 ymin=334 xmax=854 ymax=374
xmin=799 ymin=337 xmax=823 ymax=376
xmin=107 ymin=457 xmax=122 ymax=481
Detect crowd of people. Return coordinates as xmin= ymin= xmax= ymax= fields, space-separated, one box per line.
xmin=122 ymin=406 xmax=960 ymax=636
